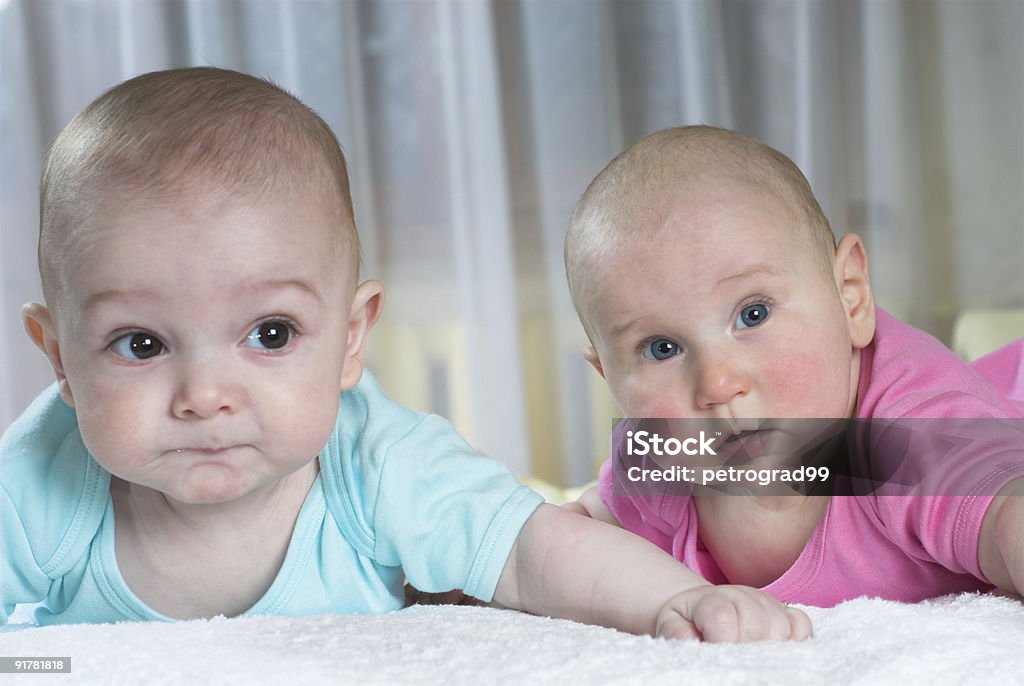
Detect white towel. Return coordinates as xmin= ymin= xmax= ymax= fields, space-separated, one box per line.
xmin=2 ymin=593 xmax=1023 ymax=685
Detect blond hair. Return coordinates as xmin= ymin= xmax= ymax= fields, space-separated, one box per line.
xmin=565 ymin=125 xmax=835 ymax=316
xmin=39 ymin=66 xmax=358 ymax=304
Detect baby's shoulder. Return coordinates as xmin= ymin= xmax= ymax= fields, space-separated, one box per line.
xmin=862 ymin=310 xmax=1020 ymax=419
xmin=0 ymin=385 xmax=109 ymax=572
xmin=337 ymin=372 xmax=434 ymax=455
xmin=319 ymin=372 xmax=471 ymax=533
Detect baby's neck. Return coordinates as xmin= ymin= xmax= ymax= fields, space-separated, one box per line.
xmin=110 ymin=460 xmax=320 ymax=619
xmin=693 ymin=494 xmax=829 ymax=588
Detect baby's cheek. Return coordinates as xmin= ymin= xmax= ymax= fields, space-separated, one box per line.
xmin=617 ymin=382 xmax=691 ymax=418
xmin=642 ymin=398 xmax=694 ymax=419
xmin=273 ymin=381 xmax=340 ymax=457
xmin=74 ymin=389 xmax=155 ymax=469
xmin=762 ymin=344 xmax=850 ymax=418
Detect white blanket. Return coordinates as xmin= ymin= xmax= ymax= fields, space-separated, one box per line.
xmin=2 ymin=593 xmax=1023 ymax=685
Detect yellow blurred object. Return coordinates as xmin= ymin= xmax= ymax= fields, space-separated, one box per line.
xmin=951 ymin=309 xmax=1024 ymax=362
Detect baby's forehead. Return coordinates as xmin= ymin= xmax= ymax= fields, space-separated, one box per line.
xmin=90 ymin=175 xmax=336 ymax=232
xmin=587 ymin=184 xmax=816 ymax=289
xmin=50 ymin=182 xmax=350 ymax=290
xmin=639 ymin=175 xmax=802 ymax=239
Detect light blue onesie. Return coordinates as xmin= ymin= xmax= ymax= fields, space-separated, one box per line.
xmin=0 ymin=371 xmax=543 ymax=625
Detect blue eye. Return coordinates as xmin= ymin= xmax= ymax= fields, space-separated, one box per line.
xmin=736 ymin=303 xmax=771 ymax=329
xmin=642 ymin=338 xmax=681 ymax=361
xmin=110 ymin=332 xmax=165 ymax=360
xmin=244 ymin=320 xmax=293 ymax=350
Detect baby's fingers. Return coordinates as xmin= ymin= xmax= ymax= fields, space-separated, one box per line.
xmin=731 ymin=592 xmax=812 ymax=642
xmin=657 ymin=591 xmax=745 ymax=642
xmin=730 ymin=589 xmax=812 ymax=642
xmin=730 ymin=591 xmax=812 ymax=642
xmin=658 ymin=587 xmax=813 ymax=643
xmin=786 ymin=605 xmax=813 ymax=641
xmin=655 ymin=610 xmax=702 ymax=641
xmin=692 ymin=592 xmax=751 ymax=642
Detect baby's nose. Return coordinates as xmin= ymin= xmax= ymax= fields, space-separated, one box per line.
xmin=693 ymin=355 xmax=750 ymax=410
xmin=171 ymin=358 xmax=240 ymax=419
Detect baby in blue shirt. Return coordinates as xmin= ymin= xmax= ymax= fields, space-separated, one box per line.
xmin=1 ymin=67 xmax=809 ymax=641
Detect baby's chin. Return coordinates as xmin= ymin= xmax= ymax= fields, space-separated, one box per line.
xmin=137 ymin=465 xmax=271 ymax=507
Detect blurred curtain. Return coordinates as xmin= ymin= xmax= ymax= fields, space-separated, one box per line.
xmin=1 ymin=0 xmax=1022 ymax=486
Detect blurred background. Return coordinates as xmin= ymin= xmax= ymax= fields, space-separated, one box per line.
xmin=1 ymin=0 xmax=1022 ymax=488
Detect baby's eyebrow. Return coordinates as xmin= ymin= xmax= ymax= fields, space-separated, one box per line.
xmin=244 ymin=278 xmax=325 ymax=306
xmin=80 ymin=288 xmax=150 ymax=313
xmin=610 ymin=315 xmax=649 ymax=340
xmin=79 ymin=279 xmax=325 ymax=313
xmin=716 ymin=264 xmax=784 ymax=286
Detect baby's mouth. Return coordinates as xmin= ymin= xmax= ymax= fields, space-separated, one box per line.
xmin=172 ymin=445 xmax=240 ymax=456
xmin=717 ymin=429 xmax=777 ymax=464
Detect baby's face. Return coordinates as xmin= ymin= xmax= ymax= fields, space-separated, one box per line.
xmin=581 ymin=186 xmax=864 ymax=423
xmin=48 ymin=190 xmax=356 ymax=505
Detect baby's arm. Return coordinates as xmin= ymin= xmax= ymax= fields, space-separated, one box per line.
xmin=495 ymin=503 xmax=811 ymax=642
xmin=978 ymin=476 xmax=1024 ymax=595
xmin=561 ymin=484 xmax=620 ymax=525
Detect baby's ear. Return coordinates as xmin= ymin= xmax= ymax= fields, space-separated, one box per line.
xmin=583 ymin=345 xmax=606 ymax=379
xmin=339 ymin=280 xmax=384 ymax=391
xmin=833 ymin=234 xmax=875 ymax=349
xmin=22 ymin=303 xmax=75 ymax=406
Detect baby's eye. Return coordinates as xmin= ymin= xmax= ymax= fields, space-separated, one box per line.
xmin=110 ymin=332 xmax=165 ymax=360
xmin=244 ymin=320 xmax=293 ymax=350
xmin=642 ymin=339 xmax=682 ymax=361
xmin=736 ymin=302 xmax=771 ymax=329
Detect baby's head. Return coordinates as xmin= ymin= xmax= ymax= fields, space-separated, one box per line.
xmin=565 ymin=126 xmax=875 ymax=421
xmin=38 ymin=66 xmax=358 ymax=309
xmin=25 ymin=67 xmax=382 ymax=505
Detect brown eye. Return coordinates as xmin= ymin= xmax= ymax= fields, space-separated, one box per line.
xmin=111 ymin=332 xmax=165 ymax=359
xmin=245 ymin=320 xmax=292 ymax=350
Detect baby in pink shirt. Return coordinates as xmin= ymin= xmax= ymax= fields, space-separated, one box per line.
xmin=564 ymin=125 xmax=1024 ymax=606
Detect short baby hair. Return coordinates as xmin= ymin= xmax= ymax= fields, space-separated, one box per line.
xmin=565 ymin=125 xmax=836 ymax=316
xmin=39 ymin=66 xmax=358 ymax=305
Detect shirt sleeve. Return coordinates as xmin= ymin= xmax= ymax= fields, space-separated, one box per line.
xmin=0 ymin=481 xmax=50 ymax=623
xmin=856 ymin=398 xmax=1024 ymax=580
xmin=0 ymin=386 xmax=106 ymax=625
xmin=366 ymin=414 xmax=543 ymax=601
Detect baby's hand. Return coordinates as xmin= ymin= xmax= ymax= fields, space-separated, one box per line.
xmin=656 ymin=585 xmax=812 ymax=642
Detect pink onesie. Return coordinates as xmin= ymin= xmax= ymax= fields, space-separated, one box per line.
xmin=599 ymin=308 xmax=1024 ymax=606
